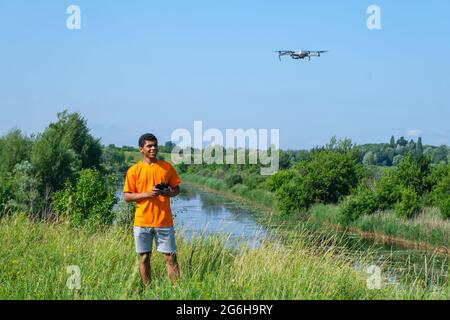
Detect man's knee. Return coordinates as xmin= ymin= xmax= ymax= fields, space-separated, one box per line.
xmin=164 ymin=253 xmax=178 ymax=266
xmin=139 ymin=252 xmax=151 ymax=263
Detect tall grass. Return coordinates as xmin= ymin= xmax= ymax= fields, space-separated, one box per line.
xmin=305 ymin=205 xmax=450 ymax=248
xmin=0 ymin=214 xmax=447 ymax=300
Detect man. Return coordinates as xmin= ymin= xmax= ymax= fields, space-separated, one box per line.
xmin=123 ymin=133 xmax=181 ymax=286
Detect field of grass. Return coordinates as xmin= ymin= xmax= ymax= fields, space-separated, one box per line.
xmin=1 ymin=214 xmax=446 ymax=300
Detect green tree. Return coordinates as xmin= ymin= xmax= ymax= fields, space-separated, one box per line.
xmin=51 ymin=110 xmax=102 ymax=169
xmin=0 ymin=129 xmax=33 ymax=175
xmin=52 ymin=169 xmax=117 ymax=226
xmin=390 ymin=136 xmax=396 ymax=148
xmin=392 ymin=154 xmax=404 ymax=166
xmin=362 ymin=151 xmax=376 ymax=166
xmin=31 ymin=126 xmax=81 ymax=192
xmin=416 ymin=137 xmax=424 ymax=157
xmin=7 ymin=161 xmax=40 ymax=214
xmin=432 ymin=145 xmax=448 ymax=164
xmin=101 ymin=144 xmax=126 ymax=174
xmin=396 ymin=136 xmax=408 ymax=147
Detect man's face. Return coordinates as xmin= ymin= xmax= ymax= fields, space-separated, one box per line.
xmin=140 ymin=140 xmax=158 ymax=159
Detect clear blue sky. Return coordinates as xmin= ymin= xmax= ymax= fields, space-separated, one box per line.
xmin=1 ymin=0 xmax=449 ymax=149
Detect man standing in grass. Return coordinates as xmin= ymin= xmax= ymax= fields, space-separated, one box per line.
xmin=123 ymin=133 xmax=181 ymax=286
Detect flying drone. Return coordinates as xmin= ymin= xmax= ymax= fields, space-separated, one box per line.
xmin=275 ymin=50 xmax=328 ymax=61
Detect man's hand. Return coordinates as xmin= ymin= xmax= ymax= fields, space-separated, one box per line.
xmin=148 ymin=186 xmax=160 ymax=198
xmin=160 ymin=185 xmax=180 ymax=198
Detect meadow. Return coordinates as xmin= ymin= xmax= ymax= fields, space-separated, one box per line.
xmin=0 ymin=214 xmax=447 ymax=300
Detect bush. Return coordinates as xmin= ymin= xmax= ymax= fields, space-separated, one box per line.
xmin=339 ymin=187 xmax=379 ymax=224
xmin=266 ymin=169 xmax=295 ymax=192
xmin=438 ymin=198 xmax=450 ymax=219
xmin=429 ymin=164 xmax=450 ymax=219
xmin=395 ymin=187 xmax=420 ymax=219
xmin=374 ymin=171 xmax=401 ymax=210
xmin=0 ymin=173 xmax=12 ymax=217
xmin=224 ymin=174 xmax=243 ymax=188
xmin=395 ymin=154 xmax=431 ymax=195
xmin=52 ymin=169 xmax=118 ymax=227
xmin=269 ymin=149 xmax=362 ymax=214
xmin=112 ymin=200 xmax=135 ymax=225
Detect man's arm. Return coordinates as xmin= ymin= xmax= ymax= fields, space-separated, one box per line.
xmin=124 ymin=187 xmax=160 ymax=203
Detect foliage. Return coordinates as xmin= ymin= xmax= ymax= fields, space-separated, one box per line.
xmin=438 ymin=198 xmax=450 ymax=219
xmin=0 ymin=129 xmax=33 ymax=175
xmin=224 ymin=173 xmax=243 ymax=188
xmin=31 ymin=126 xmax=81 ymax=192
xmin=101 ymin=144 xmax=127 ymax=174
xmin=52 ymin=169 xmax=118 ymax=227
xmin=430 ymin=165 xmax=450 ymax=218
xmin=339 ymin=186 xmax=379 ymax=225
xmin=395 ymin=187 xmax=420 ymax=219
xmin=31 ymin=110 xmax=103 ymax=193
xmin=112 ymin=200 xmax=136 ymax=225
xmin=50 ymin=110 xmax=103 ymax=169
xmin=6 ymin=162 xmax=41 ymax=215
xmin=269 ymin=140 xmax=363 ymax=214
xmin=0 ymin=173 xmax=12 ymax=217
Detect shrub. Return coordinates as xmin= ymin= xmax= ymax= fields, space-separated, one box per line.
xmin=339 ymin=187 xmax=379 ymax=225
xmin=395 ymin=187 xmax=420 ymax=219
xmin=395 ymin=154 xmax=431 ymax=195
xmin=374 ymin=171 xmax=401 ymax=210
xmin=52 ymin=169 xmax=117 ymax=227
xmin=214 ymin=168 xmax=225 ymax=180
xmin=431 ymin=166 xmax=450 ymax=219
xmin=265 ymin=169 xmax=295 ymax=192
xmin=225 ymin=174 xmax=243 ymax=188
xmin=112 ymin=200 xmax=135 ymax=225
xmin=438 ymin=198 xmax=450 ymax=219
xmin=269 ymin=149 xmax=362 ymax=214
xmin=0 ymin=173 xmax=12 ymax=217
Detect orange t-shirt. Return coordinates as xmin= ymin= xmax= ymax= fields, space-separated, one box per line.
xmin=123 ymin=160 xmax=181 ymax=227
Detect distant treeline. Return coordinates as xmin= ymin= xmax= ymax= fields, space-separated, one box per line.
xmin=1 ymin=110 xmax=449 ymax=226
xmin=278 ymin=136 xmax=449 ymax=170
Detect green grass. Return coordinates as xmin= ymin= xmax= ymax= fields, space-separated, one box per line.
xmin=351 ymin=208 xmax=450 ymax=248
xmin=1 ymin=214 xmax=446 ymax=300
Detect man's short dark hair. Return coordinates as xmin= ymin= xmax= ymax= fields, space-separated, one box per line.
xmin=139 ymin=133 xmax=158 ymax=148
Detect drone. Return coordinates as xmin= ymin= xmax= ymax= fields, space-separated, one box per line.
xmin=275 ymin=50 xmax=328 ymax=61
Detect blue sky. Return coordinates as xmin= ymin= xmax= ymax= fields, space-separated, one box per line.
xmin=1 ymin=0 xmax=449 ymax=149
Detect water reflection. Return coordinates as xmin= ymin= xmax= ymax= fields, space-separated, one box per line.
xmin=173 ymin=187 xmax=268 ymax=248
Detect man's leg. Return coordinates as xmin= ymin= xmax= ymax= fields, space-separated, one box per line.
xmin=139 ymin=252 xmax=151 ymax=286
xmin=134 ymin=227 xmax=154 ymax=287
xmin=164 ymin=253 xmax=180 ymax=283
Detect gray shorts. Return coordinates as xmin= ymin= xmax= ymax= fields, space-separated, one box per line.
xmin=133 ymin=226 xmax=177 ymax=254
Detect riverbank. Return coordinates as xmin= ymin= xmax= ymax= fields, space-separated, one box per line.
xmin=0 ymin=214 xmax=446 ymax=300
xmin=181 ymin=174 xmax=450 ymax=254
